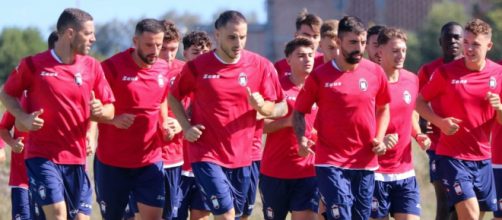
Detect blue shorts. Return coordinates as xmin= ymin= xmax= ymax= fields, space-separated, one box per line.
xmin=163 ymin=166 xmax=182 ymax=219
xmin=426 ymin=150 xmax=440 ymax=182
xmin=494 ymin=167 xmax=502 ymax=217
xmin=316 ymin=166 xmax=374 ymax=220
xmin=370 ymin=176 xmax=421 ymax=218
xmin=192 ymin=162 xmax=251 ymax=216
xmin=12 ymin=187 xmax=31 ymax=220
xmin=123 ymin=193 xmax=139 ymax=219
xmin=94 ymin=157 xmax=165 ymax=219
xmin=26 ymin=157 xmax=92 ymax=219
xmin=175 ymin=174 xmax=210 ymax=220
xmin=437 ymin=156 xmax=497 ymax=211
xmin=259 ymin=174 xmax=319 ymax=220
xmin=243 ymin=160 xmax=260 ymax=216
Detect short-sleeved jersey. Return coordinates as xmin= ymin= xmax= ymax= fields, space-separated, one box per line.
xmin=417 ymin=58 xmax=444 ymax=150
xmin=274 ymin=52 xmax=324 ymax=78
xmin=377 ymin=70 xmax=418 ymax=174
xmin=97 ymin=48 xmax=169 ymax=168
xmin=420 ymin=58 xmax=502 ymax=161
xmin=171 ymin=50 xmax=280 ymax=168
xmin=261 ymin=75 xmax=318 ymax=178
xmin=2 ymin=50 xmax=115 ymax=165
xmin=0 ymin=109 xmax=29 ymax=188
xmin=491 ymin=124 xmax=502 ymax=165
xmin=162 ymin=59 xmax=186 ymax=167
xmin=295 ymin=59 xmax=391 ymax=169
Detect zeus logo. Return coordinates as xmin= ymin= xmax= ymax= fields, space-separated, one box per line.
xmin=203 ymin=74 xmax=220 ymax=79
xmin=451 ymin=79 xmax=467 ymax=84
xmin=122 ymin=76 xmax=138 ymax=81
xmin=40 ymin=71 xmax=58 ymax=77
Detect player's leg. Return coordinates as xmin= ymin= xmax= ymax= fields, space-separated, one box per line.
xmin=349 ymin=170 xmax=375 ymax=220
xmin=133 ymin=161 xmax=165 ymax=220
xmin=290 ymin=177 xmax=319 ymax=220
xmin=241 ymin=161 xmax=260 ymax=220
xmin=163 ymin=166 xmax=182 ymax=220
xmin=316 ymin=166 xmax=353 ymax=220
xmin=389 ymin=177 xmax=420 ymax=220
xmin=259 ymin=174 xmax=290 ymax=220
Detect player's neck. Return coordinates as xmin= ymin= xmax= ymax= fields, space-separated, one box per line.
xmin=443 ymin=54 xmax=463 ymax=63
xmin=465 ymin=59 xmax=486 ymax=72
xmin=334 ymin=56 xmax=358 ymax=71
xmin=384 ymin=67 xmax=400 ymax=83
xmin=215 ymin=48 xmax=240 ymax=64
xmin=289 ymin=71 xmax=307 ymax=87
xmin=53 ymin=41 xmax=76 ymax=64
xmin=131 ymin=50 xmax=152 ymax=69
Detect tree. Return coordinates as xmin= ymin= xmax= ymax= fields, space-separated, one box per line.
xmin=0 ymin=27 xmax=46 ymax=84
xmin=93 ymin=19 xmax=136 ymax=59
xmin=481 ymin=0 xmax=502 ymax=60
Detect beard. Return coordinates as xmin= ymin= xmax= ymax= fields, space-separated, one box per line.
xmin=71 ymin=38 xmax=89 ymax=55
xmin=342 ymin=48 xmax=363 ymax=64
xmin=138 ymin=48 xmax=157 ymax=64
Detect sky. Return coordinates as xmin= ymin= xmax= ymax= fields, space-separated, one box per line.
xmin=0 ymin=0 xmax=267 ymax=37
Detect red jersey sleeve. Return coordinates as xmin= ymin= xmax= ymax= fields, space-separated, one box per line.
xmin=93 ymin=63 xmax=115 ymax=104
xmin=375 ymin=68 xmax=391 ymax=106
xmin=171 ymin=61 xmax=197 ymax=100
xmin=295 ymin=74 xmax=319 ymax=114
xmin=260 ymin=62 xmax=281 ymax=102
xmin=0 ymin=111 xmax=15 ymax=131
xmin=420 ymin=68 xmax=447 ymax=101
xmin=417 ymin=65 xmax=429 ymax=91
xmin=3 ymin=58 xmax=34 ymax=98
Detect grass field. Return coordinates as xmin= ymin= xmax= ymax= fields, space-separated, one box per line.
xmin=0 ymin=142 xmax=494 ymax=219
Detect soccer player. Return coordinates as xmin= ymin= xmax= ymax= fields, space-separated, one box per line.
xmin=416 ymin=21 xmax=463 ymax=220
xmin=175 ymin=30 xmax=213 ymax=220
xmin=319 ymin=19 xmax=339 ymax=63
xmin=0 ymin=8 xmax=114 ymax=220
xmin=416 ymin=18 xmax=500 ymax=219
xmin=366 ymin=25 xmax=385 ymax=64
xmin=169 ymin=10 xmax=281 ymax=220
xmin=94 ymin=19 xmax=169 ymax=220
xmin=492 ymin=118 xmax=502 ymax=220
xmin=293 ymin=16 xmax=391 ymax=220
xmin=370 ymin=27 xmax=429 ymax=220
xmin=274 ymin=10 xmax=324 ymax=77
xmin=260 ymin=37 xmax=319 ymax=220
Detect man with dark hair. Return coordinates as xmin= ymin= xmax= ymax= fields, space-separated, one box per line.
xmin=370 ymin=27 xmax=429 ymax=220
xmin=169 ymin=10 xmax=283 ymax=220
xmin=260 ymin=37 xmax=319 ymax=220
xmin=319 ymin=19 xmax=339 ymax=63
xmin=293 ymin=15 xmax=391 ymax=220
xmin=416 ymin=21 xmax=463 ymax=220
xmin=417 ymin=18 xmax=500 ymax=219
xmin=94 ymin=18 xmax=169 ymax=220
xmin=48 ymin=31 xmax=58 ymax=49
xmin=182 ymin=31 xmax=212 ymax=61
xmin=366 ymin=25 xmax=385 ymax=64
xmin=0 ymin=8 xmax=115 ymax=220
xmin=275 ymin=9 xmax=324 ymax=78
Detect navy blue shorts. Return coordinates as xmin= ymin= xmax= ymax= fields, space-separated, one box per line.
xmin=94 ymin=157 xmax=165 ymax=219
xmin=123 ymin=193 xmax=139 ymax=219
xmin=192 ymin=162 xmax=251 ymax=217
xmin=493 ymin=167 xmax=502 ymax=217
xmin=243 ymin=160 xmax=260 ymax=216
xmin=370 ymin=176 xmax=421 ymax=218
xmin=426 ymin=150 xmax=440 ymax=182
xmin=316 ymin=166 xmax=374 ymax=220
xmin=12 ymin=187 xmax=31 ymax=220
xmin=259 ymin=174 xmax=319 ymax=219
xmin=26 ymin=157 xmax=92 ymax=219
xmin=437 ymin=156 xmax=497 ymax=211
xmin=163 ymin=166 xmax=182 ymax=219
xmin=175 ymin=174 xmax=210 ymax=220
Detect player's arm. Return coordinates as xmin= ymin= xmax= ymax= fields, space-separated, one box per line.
xmin=375 ymin=103 xmax=390 ymax=142
xmin=293 ymin=110 xmax=314 ymax=156
xmin=247 ymin=87 xmax=276 ymax=117
xmin=416 ymin=95 xmax=461 ymax=135
xmin=257 ymin=99 xmax=288 ymax=120
xmin=85 ymin=121 xmax=97 ymax=156
xmin=486 ymin=92 xmax=502 ymax=124
xmin=263 ymin=114 xmax=292 ymax=133
xmin=0 ymin=91 xmax=43 ymax=132
xmin=411 ymin=111 xmax=431 ymax=150
xmin=168 ymin=94 xmax=204 ymax=142
xmin=90 ymin=91 xmax=114 ymax=122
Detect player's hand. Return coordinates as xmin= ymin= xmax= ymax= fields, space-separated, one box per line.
xmin=438 ymin=117 xmax=461 ymax=135
xmin=487 ymin=92 xmax=502 ymax=111
xmin=184 ymin=124 xmax=205 ymax=142
xmin=90 ymin=91 xmax=105 ymax=118
xmin=162 ymin=117 xmax=181 ymax=141
xmin=0 ymin=148 xmax=5 ymax=163
xmin=298 ymin=136 xmax=315 ymax=157
xmin=11 ymin=137 xmax=24 ymax=153
xmin=372 ymin=138 xmax=387 ymax=155
xmin=415 ymin=133 xmax=431 ymax=150
xmin=85 ymin=133 xmax=95 ymax=156
xmin=16 ymin=109 xmax=44 ymax=131
xmin=246 ymin=87 xmax=265 ymax=111
xmin=112 ymin=113 xmax=136 ymax=129
xmin=383 ymin=133 xmax=398 ymax=150
xmin=166 ymin=117 xmax=182 ymax=134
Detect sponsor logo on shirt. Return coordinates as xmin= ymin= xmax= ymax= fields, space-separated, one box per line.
xmin=451 ymin=79 xmax=467 ymax=84
xmin=490 ymin=76 xmax=497 ymax=89
xmin=203 ymin=74 xmax=220 ymax=79
xmin=331 ymin=204 xmax=341 ymax=219
xmin=238 ymin=72 xmax=248 ymax=87
xmin=359 ymin=78 xmax=368 ymax=91
xmin=40 ymin=71 xmax=58 ymax=77
xmin=324 ymin=82 xmax=342 ymax=88
xmin=122 ymin=76 xmax=138 ymax=81
xmin=403 ymin=90 xmax=412 ymax=104
xmin=286 ymin=95 xmax=296 ymax=101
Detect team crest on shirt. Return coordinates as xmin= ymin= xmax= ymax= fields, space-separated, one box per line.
xmin=331 ymin=204 xmax=341 ymax=219
xmin=158 ymin=74 xmax=165 ymax=86
xmin=489 ymin=76 xmax=497 ymax=89
xmin=238 ymin=72 xmax=248 ymax=87
xmin=74 ymin=72 xmax=83 ymax=86
xmin=359 ymin=78 xmax=368 ymax=91
xmin=403 ymin=90 xmax=412 ymax=104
